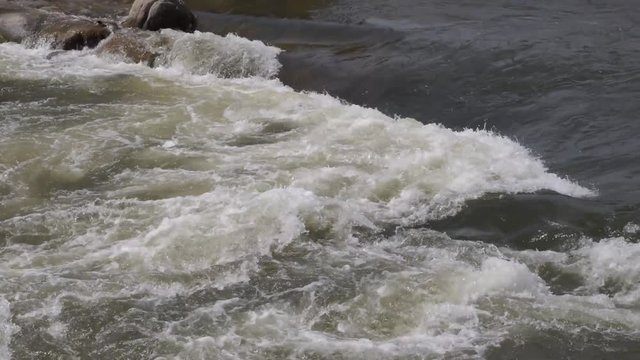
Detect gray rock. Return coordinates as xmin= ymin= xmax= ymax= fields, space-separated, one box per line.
xmin=122 ymin=0 xmax=155 ymax=28
xmin=123 ymin=0 xmax=196 ymax=33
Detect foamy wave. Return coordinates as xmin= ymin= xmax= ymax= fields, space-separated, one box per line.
xmin=156 ymin=30 xmax=282 ymax=78
xmin=5 ymin=29 xmax=282 ymax=80
xmin=624 ymin=222 xmax=640 ymax=235
xmin=0 ymin=38 xmax=594 ymax=275
xmin=511 ymin=237 xmax=640 ymax=307
xmin=0 ymin=37 xmax=604 ymax=358
xmin=150 ymin=231 xmax=640 ymax=359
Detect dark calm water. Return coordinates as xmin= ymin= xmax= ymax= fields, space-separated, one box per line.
xmin=1 ymin=0 xmax=640 ymax=359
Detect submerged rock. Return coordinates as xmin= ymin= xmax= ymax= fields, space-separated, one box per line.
xmin=34 ymin=18 xmax=111 ymax=50
xmin=96 ymin=30 xmax=168 ymax=66
xmin=123 ymin=0 xmax=196 ymax=32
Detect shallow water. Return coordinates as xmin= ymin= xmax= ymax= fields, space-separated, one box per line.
xmin=1 ymin=1 xmax=640 ymax=359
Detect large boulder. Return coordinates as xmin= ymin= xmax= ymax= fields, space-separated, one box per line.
xmin=33 ymin=18 xmax=111 ymax=50
xmin=122 ymin=0 xmax=196 ymax=32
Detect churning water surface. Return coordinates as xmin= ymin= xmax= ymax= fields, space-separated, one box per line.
xmin=1 ymin=1 xmax=640 ymax=359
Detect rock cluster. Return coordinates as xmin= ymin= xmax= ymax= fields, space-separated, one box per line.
xmin=0 ymin=0 xmax=197 ymax=64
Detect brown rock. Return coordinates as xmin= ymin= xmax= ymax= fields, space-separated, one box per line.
xmin=95 ymin=31 xmax=159 ymax=66
xmin=35 ymin=18 xmax=111 ymax=50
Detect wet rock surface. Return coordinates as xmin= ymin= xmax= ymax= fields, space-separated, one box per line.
xmin=95 ymin=30 xmax=167 ymax=66
xmin=123 ymin=0 xmax=196 ymax=32
xmin=34 ymin=18 xmax=112 ymax=50
xmin=0 ymin=0 xmax=201 ymax=58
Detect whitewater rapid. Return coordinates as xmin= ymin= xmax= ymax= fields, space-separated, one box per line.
xmin=1 ymin=29 xmax=638 ymax=359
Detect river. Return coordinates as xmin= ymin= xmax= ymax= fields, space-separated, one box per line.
xmin=1 ymin=0 xmax=639 ymax=359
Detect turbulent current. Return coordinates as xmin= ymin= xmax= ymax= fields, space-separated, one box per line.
xmin=0 ymin=23 xmax=639 ymax=360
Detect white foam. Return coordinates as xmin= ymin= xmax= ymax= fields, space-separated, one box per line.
xmin=0 ymin=37 xmax=596 ymax=278
xmin=155 ymin=236 xmax=549 ymax=358
xmin=0 ymin=34 xmax=605 ymax=359
xmin=623 ymin=222 xmax=640 ymax=235
xmin=509 ymin=236 xmax=640 ymax=307
xmin=157 ymin=30 xmax=282 ymax=78
xmin=169 ymin=301 xmax=491 ymax=359
xmin=451 ymin=257 xmax=549 ymax=303
xmin=0 ymin=298 xmax=17 ymax=360
xmin=574 ymin=238 xmax=640 ymax=304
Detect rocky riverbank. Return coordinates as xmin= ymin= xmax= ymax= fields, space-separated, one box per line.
xmin=0 ymin=0 xmax=198 ymax=65
xmin=0 ymin=0 xmax=398 ymax=85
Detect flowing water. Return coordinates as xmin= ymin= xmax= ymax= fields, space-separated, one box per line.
xmin=1 ymin=1 xmax=640 ymax=359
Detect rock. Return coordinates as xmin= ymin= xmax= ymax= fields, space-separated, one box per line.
xmin=144 ymin=0 xmax=196 ymax=32
xmin=122 ymin=0 xmax=155 ymax=28
xmin=34 ymin=18 xmax=111 ymax=50
xmin=95 ymin=31 xmax=160 ymax=66
xmin=122 ymin=0 xmax=196 ymax=32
